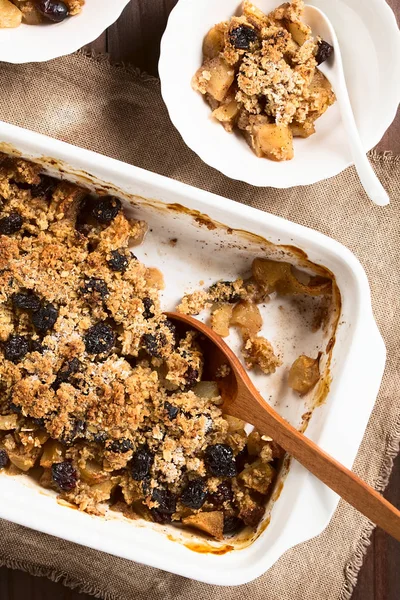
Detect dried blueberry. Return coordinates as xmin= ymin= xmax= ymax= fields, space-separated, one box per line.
xmin=164 ymin=401 xmax=179 ymax=420
xmin=181 ymin=479 xmax=207 ymax=509
xmin=316 ymin=40 xmax=334 ymax=65
xmin=229 ymin=25 xmax=258 ymax=50
xmin=131 ymin=446 xmax=154 ymax=480
xmin=223 ymin=516 xmax=245 ymax=536
xmin=53 ymin=357 xmax=81 ymax=389
xmin=108 ymin=439 xmax=133 ymax=454
xmin=142 ymin=297 xmax=155 ymax=319
xmin=80 ymin=277 xmax=109 ymax=300
xmin=205 ymin=444 xmax=237 ymax=477
xmin=12 ymin=292 xmax=41 ymax=312
xmin=208 ymin=481 xmax=233 ymax=506
xmin=4 ymin=335 xmax=29 ymax=363
xmin=92 ymin=196 xmax=121 ymax=224
xmin=0 ymin=212 xmax=23 ymax=235
xmin=184 ymin=366 xmax=199 ymax=389
xmin=51 ymin=461 xmax=78 ymax=491
xmin=0 ymin=449 xmax=9 ymax=469
xmin=209 ymin=281 xmax=241 ymax=304
xmin=107 ymin=249 xmax=129 ymax=272
xmin=84 ymin=322 xmax=115 ymax=354
xmin=32 ymin=303 xmax=58 ymax=332
xmin=152 ymin=487 xmax=177 ymax=514
xmin=37 ymin=0 xmax=69 ymax=22
xmin=141 ymin=333 xmax=161 ymax=358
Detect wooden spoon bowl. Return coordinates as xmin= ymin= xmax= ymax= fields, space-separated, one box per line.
xmin=167 ymin=311 xmax=400 ymax=541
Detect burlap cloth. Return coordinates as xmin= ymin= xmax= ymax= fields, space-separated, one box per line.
xmin=0 ymin=52 xmax=398 ymax=600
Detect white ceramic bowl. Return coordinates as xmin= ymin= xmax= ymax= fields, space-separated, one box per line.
xmin=159 ymin=0 xmax=400 ymax=188
xmin=0 ymin=0 xmax=130 ymax=64
xmin=0 ymin=120 xmax=386 ymax=585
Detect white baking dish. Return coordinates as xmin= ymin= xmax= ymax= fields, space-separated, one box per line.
xmin=0 ymin=120 xmax=385 ymax=585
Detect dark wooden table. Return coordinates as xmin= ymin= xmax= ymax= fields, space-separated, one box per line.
xmin=1 ymin=1 xmax=399 ymax=598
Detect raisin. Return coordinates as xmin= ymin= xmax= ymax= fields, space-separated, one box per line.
xmin=92 ymin=196 xmax=121 ymax=224
xmin=209 ymin=281 xmax=241 ymax=304
xmin=142 ymin=297 xmax=155 ymax=319
xmin=141 ymin=333 xmax=161 ymax=358
xmin=32 ymin=303 xmax=58 ymax=332
xmin=223 ymin=516 xmax=245 ymax=536
xmin=84 ymin=322 xmax=115 ymax=354
xmin=208 ymin=481 xmax=233 ymax=506
xmin=107 ymin=249 xmax=130 ymax=272
xmin=108 ymin=439 xmax=133 ymax=454
xmin=131 ymin=446 xmax=154 ymax=480
xmin=0 ymin=449 xmax=9 ymax=469
xmin=205 ymin=444 xmax=237 ymax=477
xmin=4 ymin=335 xmax=29 ymax=363
xmin=53 ymin=357 xmax=81 ymax=389
xmin=37 ymin=0 xmax=69 ymax=22
xmin=229 ymin=25 xmax=258 ymax=50
xmin=51 ymin=461 xmax=78 ymax=491
xmin=80 ymin=277 xmax=109 ymax=300
xmin=164 ymin=401 xmax=179 ymax=420
xmin=0 ymin=212 xmax=23 ymax=235
xmin=184 ymin=365 xmax=199 ymax=389
xmin=316 ymin=40 xmax=334 ymax=65
xmin=181 ymin=479 xmax=207 ymax=509
xmin=152 ymin=487 xmax=177 ymax=514
xmin=12 ymin=292 xmax=41 ymax=312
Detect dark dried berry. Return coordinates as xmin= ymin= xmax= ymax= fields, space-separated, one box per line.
xmin=152 ymin=487 xmax=177 ymax=514
xmin=181 ymin=479 xmax=207 ymax=509
xmin=209 ymin=281 xmax=241 ymax=304
xmin=229 ymin=25 xmax=258 ymax=49
xmin=4 ymin=335 xmax=29 ymax=363
xmin=208 ymin=481 xmax=234 ymax=506
xmin=316 ymin=40 xmax=334 ymax=65
xmin=184 ymin=365 xmax=199 ymax=389
xmin=0 ymin=212 xmax=23 ymax=235
xmin=80 ymin=278 xmax=109 ymax=300
xmin=131 ymin=446 xmax=154 ymax=480
xmin=37 ymin=0 xmax=69 ymax=22
xmin=107 ymin=249 xmax=129 ymax=272
xmin=0 ymin=449 xmax=9 ymax=469
xmin=84 ymin=322 xmax=115 ymax=354
xmin=164 ymin=401 xmax=179 ymax=420
xmin=53 ymin=358 xmax=81 ymax=389
xmin=32 ymin=303 xmax=58 ymax=332
xmin=108 ymin=439 xmax=133 ymax=454
xmin=51 ymin=461 xmax=78 ymax=491
xmin=235 ymin=446 xmax=249 ymax=472
xmin=31 ymin=174 xmax=58 ymax=199
xmin=12 ymin=292 xmax=41 ymax=312
xmin=92 ymin=196 xmax=121 ymax=224
xmin=223 ymin=516 xmax=245 ymax=536
xmin=205 ymin=444 xmax=237 ymax=477
xmin=141 ymin=333 xmax=161 ymax=358
xmin=142 ymin=297 xmax=155 ymax=319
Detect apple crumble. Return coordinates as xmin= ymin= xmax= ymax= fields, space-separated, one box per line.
xmin=192 ymin=0 xmax=335 ymax=161
xmin=0 ymin=0 xmax=84 ymax=27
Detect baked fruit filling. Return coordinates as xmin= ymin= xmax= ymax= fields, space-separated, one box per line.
xmin=0 ymin=0 xmax=84 ymax=27
xmin=0 ymin=155 xmax=333 ymax=540
xmin=192 ymin=0 xmax=335 ymax=161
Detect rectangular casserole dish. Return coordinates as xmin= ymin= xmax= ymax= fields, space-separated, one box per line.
xmin=0 ymin=120 xmax=386 ymax=586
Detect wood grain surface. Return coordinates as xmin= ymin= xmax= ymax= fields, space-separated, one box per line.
xmin=1 ymin=0 xmax=399 ymax=598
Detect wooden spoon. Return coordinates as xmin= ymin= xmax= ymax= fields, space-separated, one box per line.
xmin=167 ymin=312 xmax=400 ymax=541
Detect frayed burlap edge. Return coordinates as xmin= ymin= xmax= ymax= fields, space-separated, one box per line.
xmin=0 ymin=50 xmax=398 ymax=600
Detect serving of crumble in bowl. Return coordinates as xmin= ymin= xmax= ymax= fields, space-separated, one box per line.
xmin=160 ymin=0 xmax=400 ymax=187
xmin=0 ymin=0 xmax=131 ymax=63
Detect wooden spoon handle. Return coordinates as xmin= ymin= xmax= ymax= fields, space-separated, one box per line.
xmin=235 ymin=384 xmax=400 ymax=541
